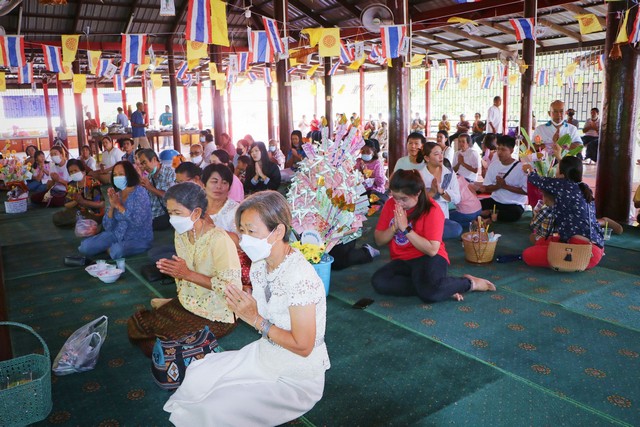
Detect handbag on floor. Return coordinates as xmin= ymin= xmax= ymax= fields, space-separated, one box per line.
xmin=547 ymin=241 xmax=592 ymax=272
xmin=151 ymin=326 xmax=220 ymax=390
xmin=52 ymin=316 xmax=108 ymax=375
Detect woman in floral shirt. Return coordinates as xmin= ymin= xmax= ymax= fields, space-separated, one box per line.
xmin=52 ymin=159 xmax=104 ymax=228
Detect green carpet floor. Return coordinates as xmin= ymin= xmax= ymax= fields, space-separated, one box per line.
xmin=1 ymin=204 xmax=639 ymax=426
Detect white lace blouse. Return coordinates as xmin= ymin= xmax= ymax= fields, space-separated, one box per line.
xmin=251 ymin=250 xmax=330 ymax=379
xmin=209 ymin=198 xmax=239 ymax=233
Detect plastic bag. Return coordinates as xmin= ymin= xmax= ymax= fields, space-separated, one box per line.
xmin=75 ymin=217 xmax=99 ymax=237
xmin=52 ymin=316 xmax=108 ymax=375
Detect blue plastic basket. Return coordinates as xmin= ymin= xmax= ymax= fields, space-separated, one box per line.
xmin=312 ymin=255 xmax=334 ymax=296
xmin=0 ymin=321 xmax=52 ymax=427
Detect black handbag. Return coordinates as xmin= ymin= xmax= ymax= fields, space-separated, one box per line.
xmin=151 ymin=326 xmax=220 ymax=390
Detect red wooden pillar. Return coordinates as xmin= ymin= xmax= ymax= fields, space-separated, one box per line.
xmin=425 ymin=68 xmax=431 ymax=137
xmin=274 ymin=0 xmax=293 ymax=148
xmin=73 ymin=62 xmax=86 ymax=148
xmin=56 ymin=75 xmax=68 ymax=149
xmin=43 ymin=79 xmax=55 ymax=144
xmin=141 ymin=73 xmax=149 ymax=126
xmin=121 ymin=80 xmax=127 ymax=118
xmin=183 ymin=85 xmax=190 ymax=125
xmin=197 ymin=80 xmax=203 ymax=130
xmin=92 ymin=87 xmax=100 ymax=126
xmin=266 ymin=67 xmax=275 ymax=141
xmin=167 ymin=41 xmax=182 ymax=150
xmin=502 ymin=65 xmax=508 ymax=134
xmin=324 ymin=57 xmax=333 ymax=136
xmin=210 ymin=44 xmax=227 ymax=143
xmin=359 ymin=67 xmax=365 ymax=125
xmin=519 ymin=0 xmax=536 ymax=135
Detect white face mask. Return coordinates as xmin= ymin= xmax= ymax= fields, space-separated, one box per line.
xmin=268 ymin=146 xmax=276 ymax=152
xmin=191 ymin=155 xmax=203 ymax=164
xmin=551 ymin=120 xmax=564 ymax=126
xmin=169 ymin=213 xmax=196 ymax=234
xmin=361 ymin=154 xmax=373 ymax=162
xmin=69 ymin=171 xmax=84 ymax=182
xmin=200 ymin=137 xmax=206 ymax=143
xmin=239 ymin=230 xmax=274 ymax=262
xmin=51 ymin=155 xmax=62 ymax=164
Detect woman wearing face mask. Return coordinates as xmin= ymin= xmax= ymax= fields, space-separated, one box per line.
xmin=267 ymin=139 xmax=285 ymax=169
xmin=128 ymin=182 xmax=242 ymax=357
xmin=355 ymin=139 xmax=387 ymax=204
xmin=27 ymin=150 xmax=50 ymax=193
xmin=31 ymin=146 xmax=70 ymax=207
xmin=372 ymin=170 xmax=495 ymax=303
xmin=165 ymin=191 xmax=329 ymax=426
xmin=52 ymin=159 xmax=105 ymax=228
xmin=210 ymin=149 xmax=244 ymax=203
xmin=79 ymin=161 xmax=153 ymax=259
xmin=233 ymin=138 xmax=251 ymax=167
xmin=244 ymin=141 xmax=281 ymax=194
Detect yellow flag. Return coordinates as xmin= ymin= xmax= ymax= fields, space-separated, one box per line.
xmin=210 ymin=0 xmax=229 ymax=47
xmin=387 ymin=58 xmax=392 ymax=67
xmin=88 ymin=50 xmax=102 ymax=75
xmin=337 ymin=84 xmax=346 ymax=95
xmin=576 ymin=14 xmax=602 ymax=35
xmin=0 ymin=72 xmax=5 ymax=92
xmin=151 ymin=73 xmax=163 ymax=89
xmin=61 ymin=35 xmax=80 ymax=63
xmin=289 ymin=57 xmax=298 ymax=66
xmin=555 ymin=72 xmax=563 ymax=87
xmin=188 ymin=58 xmax=200 ymax=71
xmin=348 ymin=57 xmax=365 ymax=70
xmin=459 ymin=77 xmax=469 ymax=90
xmin=209 ymin=63 xmax=218 ymax=80
xmin=73 ymin=74 xmax=86 ymax=94
xmin=508 ymin=73 xmax=519 ymax=85
xmin=138 ymin=55 xmax=151 ymax=71
xmin=187 ymin=41 xmax=208 ymax=61
xmin=318 ymin=28 xmax=340 ymax=57
xmin=576 ymin=75 xmax=584 ymax=92
xmin=301 ymin=28 xmax=324 ymax=47
xmin=615 ymin=9 xmax=630 ymax=43
xmin=59 ymin=62 xmax=73 ymax=80
xmin=155 ymin=57 xmax=165 ymax=68
xmin=447 ymin=17 xmax=476 ymax=25
xmin=307 ymin=64 xmax=319 ymax=76
xmin=216 ymin=79 xmax=226 ymax=92
xmin=310 ymin=83 xmax=317 ymax=96
xmin=418 ymin=79 xmax=428 ymax=86
xmin=474 ymin=63 xmax=482 ymax=79
xmin=410 ymin=54 xmax=425 ymax=67
xmin=564 ymin=62 xmax=577 ymax=76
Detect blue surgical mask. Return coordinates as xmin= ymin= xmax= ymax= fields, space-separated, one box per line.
xmin=361 ymin=154 xmax=373 ymax=162
xmin=113 ymin=176 xmax=128 ymax=190
xmin=150 ymin=166 xmax=158 ymax=175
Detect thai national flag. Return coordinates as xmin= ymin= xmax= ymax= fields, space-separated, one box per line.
xmin=18 ymin=62 xmax=33 ymax=84
xmin=114 ymin=74 xmax=124 ymax=91
xmin=567 ymin=76 xmax=574 ymax=89
xmin=42 ymin=45 xmax=63 ymax=73
xmin=437 ymin=78 xmax=447 ymax=91
xmin=263 ymin=68 xmax=272 ymax=87
xmin=445 ymin=59 xmax=457 ymax=78
xmin=121 ymin=62 xmax=136 ymax=77
xmin=249 ymin=31 xmax=273 ymax=63
xmin=339 ymin=41 xmax=353 ymax=64
xmin=328 ymin=61 xmax=340 ymax=76
xmin=286 ymin=66 xmax=298 ymax=75
xmin=239 ymin=52 xmax=250 ymax=72
xmin=262 ymin=17 xmax=285 ymax=54
xmin=121 ymin=34 xmax=147 ymax=65
xmin=380 ymin=25 xmax=406 ymax=59
xmin=536 ymin=69 xmax=548 ymax=86
xmin=482 ymin=75 xmax=494 ymax=89
xmin=186 ymin=0 xmax=211 ymax=44
xmin=96 ymin=59 xmax=111 ymax=77
xmin=509 ymin=18 xmax=535 ymax=41
xmin=182 ymin=73 xmax=194 ymax=88
xmin=176 ymin=61 xmax=188 ymax=81
xmin=629 ymin=10 xmax=640 ymax=44
xmin=247 ymin=72 xmax=257 ymax=82
xmin=1 ymin=35 xmax=25 ymax=68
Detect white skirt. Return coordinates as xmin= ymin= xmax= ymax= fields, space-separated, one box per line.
xmin=164 ymin=340 xmax=325 ymax=427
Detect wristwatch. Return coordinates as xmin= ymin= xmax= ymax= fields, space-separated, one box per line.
xmin=402 ymin=225 xmax=413 ymax=236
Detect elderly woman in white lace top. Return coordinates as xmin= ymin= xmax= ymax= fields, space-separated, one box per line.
xmin=164 ymin=191 xmax=330 ymax=426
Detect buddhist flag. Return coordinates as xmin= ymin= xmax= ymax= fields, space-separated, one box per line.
xmin=59 ymin=62 xmax=73 ymax=80
xmin=508 ymin=73 xmax=519 ymax=85
xmin=473 ymin=63 xmax=482 ymax=79
xmin=138 ymin=55 xmax=151 ymax=71
xmin=310 ymin=82 xmax=317 ymax=96
xmin=576 ymin=14 xmax=603 ymax=35
xmin=88 ymin=50 xmax=102 ymax=75
xmin=418 ymin=78 xmax=428 ymax=86
xmin=459 ymin=77 xmax=469 ymax=90
xmin=73 ymin=74 xmax=86 ymax=94
xmin=187 ymin=58 xmax=200 ymax=71
xmin=301 ymin=28 xmax=323 ymax=47
xmin=318 ymin=28 xmax=340 ymax=57
xmin=306 ymin=64 xmax=319 ymax=76
xmin=208 ymin=62 xmax=218 ymax=80
xmin=210 ymin=0 xmax=230 ymax=47
xmin=576 ymin=75 xmax=584 ymax=92
xmin=347 ymin=57 xmax=365 ymax=70
xmin=151 ymin=73 xmax=163 ymax=89
xmin=0 ymin=72 xmax=5 ymax=91
xmin=61 ymin=35 xmax=80 ymax=63
xmin=555 ymin=72 xmax=563 ymax=87
xmin=409 ymin=54 xmax=425 ymax=67
xmin=337 ymin=84 xmax=346 ymax=94
xmin=615 ymin=9 xmax=630 ymax=44
xmin=564 ymin=62 xmax=577 ymax=77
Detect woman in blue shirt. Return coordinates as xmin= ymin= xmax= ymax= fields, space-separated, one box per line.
xmin=79 ymin=161 xmax=153 ymax=259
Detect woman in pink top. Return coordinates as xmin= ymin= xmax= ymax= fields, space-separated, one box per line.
xmin=355 ymin=139 xmax=387 ymax=204
xmin=480 ymin=133 xmax=497 ymax=178
xmin=210 ymin=149 xmax=244 ymax=203
xmin=449 ymin=174 xmax=482 ymax=229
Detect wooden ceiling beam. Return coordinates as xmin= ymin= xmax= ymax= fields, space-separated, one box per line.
xmin=288 ymin=0 xmax=334 ymax=28
xmin=537 ymin=17 xmax=582 ymax=42
xmin=562 ymin=3 xmax=606 ymax=27
xmin=418 ymin=32 xmax=481 ymax=55
xmin=72 ymin=0 xmax=84 ymax=34
xmin=443 ymin=27 xmax=512 ymax=51
xmin=412 ymin=40 xmax=458 ymax=59
xmin=480 ymin=20 xmax=546 ymax=48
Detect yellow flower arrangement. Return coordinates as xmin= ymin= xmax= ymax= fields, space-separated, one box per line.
xmin=291 ymin=241 xmax=326 ymax=264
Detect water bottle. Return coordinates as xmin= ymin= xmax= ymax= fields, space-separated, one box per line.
xmin=496 ymin=254 xmax=523 ymax=263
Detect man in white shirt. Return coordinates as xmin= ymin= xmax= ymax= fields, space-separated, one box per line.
xmin=532 ymin=100 xmax=582 ymax=153
xmin=486 ymin=96 xmax=503 ymax=134
xmin=477 ymin=136 xmax=528 ymax=222
xmin=582 ymin=107 xmax=600 ymax=162
xmin=452 ymin=134 xmax=480 ymax=182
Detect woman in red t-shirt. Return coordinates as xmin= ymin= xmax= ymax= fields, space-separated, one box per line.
xmin=372 ymin=170 xmax=495 ymax=302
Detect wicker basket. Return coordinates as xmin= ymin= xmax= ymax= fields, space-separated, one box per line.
xmin=461 ymin=232 xmax=497 ymax=264
xmin=4 ymin=181 xmax=28 ymax=214
xmin=0 ymin=322 xmax=52 ymax=426
xmin=547 ymin=241 xmax=592 ymax=272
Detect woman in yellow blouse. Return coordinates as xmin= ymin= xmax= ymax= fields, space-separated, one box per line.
xmin=127 ymin=182 xmax=242 ymax=356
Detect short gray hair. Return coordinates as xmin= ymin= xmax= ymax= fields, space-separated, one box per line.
xmin=235 ymin=191 xmax=292 ymax=242
xmin=164 ymin=182 xmax=208 ymax=218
